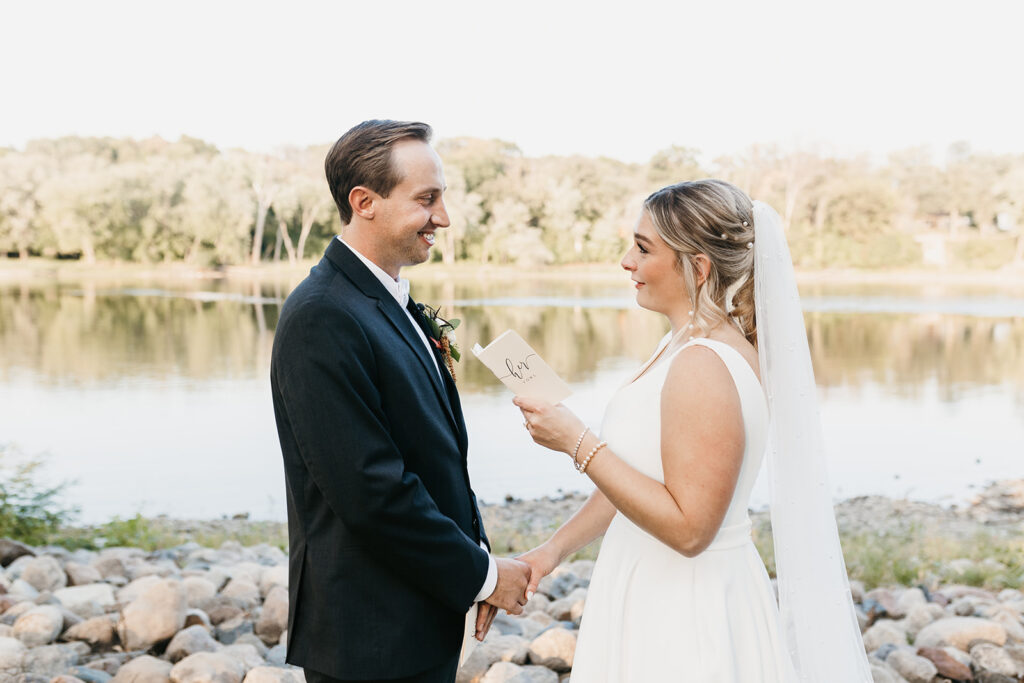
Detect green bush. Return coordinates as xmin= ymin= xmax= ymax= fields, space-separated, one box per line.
xmin=0 ymin=444 xmax=77 ymax=544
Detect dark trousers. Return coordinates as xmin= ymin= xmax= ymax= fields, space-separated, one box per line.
xmin=303 ymin=653 xmax=460 ymax=683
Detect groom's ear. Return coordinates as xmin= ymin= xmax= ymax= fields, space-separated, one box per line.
xmin=349 ymin=186 xmax=376 ymax=220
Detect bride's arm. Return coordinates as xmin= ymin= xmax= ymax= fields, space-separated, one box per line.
xmin=517 ymin=488 xmax=616 ymax=595
xmin=517 ymin=346 xmax=745 ymax=558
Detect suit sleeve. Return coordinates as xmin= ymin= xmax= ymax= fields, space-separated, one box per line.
xmin=274 ymin=300 xmax=489 ymax=613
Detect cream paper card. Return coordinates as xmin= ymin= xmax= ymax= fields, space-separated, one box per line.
xmin=472 ymin=330 xmax=572 ymax=403
xmin=460 ymin=603 xmax=479 ymax=666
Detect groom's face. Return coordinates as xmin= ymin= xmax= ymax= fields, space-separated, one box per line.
xmin=373 ymin=139 xmax=450 ymax=273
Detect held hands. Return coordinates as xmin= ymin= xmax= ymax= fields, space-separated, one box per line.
xmin=475 ymin=557 xmax=531 ymax=641
xmin=514 ymin=396 xmax=586 ymax=455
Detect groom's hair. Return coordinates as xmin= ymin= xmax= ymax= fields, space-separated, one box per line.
xmin=325 ymin=120 xmax=433 ymax=224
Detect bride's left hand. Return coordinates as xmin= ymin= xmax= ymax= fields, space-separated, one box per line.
xmin=514 ymin=396 xmax=587 ymax=455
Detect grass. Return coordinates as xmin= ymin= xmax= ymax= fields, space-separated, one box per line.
xmin=27 ymin=505 xmax=1024 ymax=593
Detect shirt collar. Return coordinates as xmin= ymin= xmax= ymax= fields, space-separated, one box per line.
xmin=336 ymin=236 xmax=410 ymax=308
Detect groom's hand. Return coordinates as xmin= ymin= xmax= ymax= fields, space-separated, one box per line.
xmin=484 ymin=557 xmax=531 ymax=615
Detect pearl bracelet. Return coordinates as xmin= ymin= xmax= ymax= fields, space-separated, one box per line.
xmin=571 ymin=427 xmax=590 ymax=467
xmin=577 ymin=441 xmax=607 ymax=474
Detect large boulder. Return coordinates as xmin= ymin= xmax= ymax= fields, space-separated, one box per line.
xmin=116 ymin=576 xmax=163 ymax=605
xmin=0 ymin=636 xmax=27 ymax=675
xmin=117 ymin=580 xmax=188 ymax=651
xmin=23 ymin=643 xmax=80 ymax=677
xmin=480 ymin=662 xmax=558 ymax=683
xmin=63 ymin=615 xmax=119 ymax=649
xmin=13 ymin=604 xmax=64 ymax=646
xmin=182 ymin=578 xmax=217 ymax=609
xmin=257 ymin=567 xmax=287 ymax=599
xmin=220 ymin=579 xmax=261 ymax=610
xmin=21 ymin=556 xmax=67 ymax=593
xmin=971 ymin=642 xmax=1024 ymax=678
xmin=111 ymin=654 xmax=172 ymax=683
xmin=916 ymin=646 xmax=973 ymax=680
xmin=254 ymin=586 xmax=288 ymax=646
xmin=169 ymin=651 xmax=247 ymax=683
xmin=526 ymin=627 xmax=575 ymax=672
xmin=915 ymin=616 xmax=1007 ymax=651
xmin=65 ymin=563 xmax=104 ymax=587
xmin=240 ymin=668 xmax=302 ymax=683
xmin=458 ymin=634 xmax=530 ymax=682
xmin=886 ymin=648 xmax=938 ymax=683
xmin=166 ymin=625 xmax=221 ymax=663
xmin=54 ymin=584 xmax=117 ymax=613
xmin=0 ymin=539 xmax=34 ymax=567
xmin=862 ymin=620 xmax=907 ymax=653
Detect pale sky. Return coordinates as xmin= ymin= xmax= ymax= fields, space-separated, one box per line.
xmin=4 ymin=0 xmax=1022 ymax=164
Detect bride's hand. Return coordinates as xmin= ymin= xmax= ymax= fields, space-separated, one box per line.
xmin=513 ymin=396 xmax=587 ymax=455
xmin=516 ymin=541 xmax=562 ymax=601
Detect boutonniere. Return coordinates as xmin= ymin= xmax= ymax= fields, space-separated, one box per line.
xmin=416 ymin=303 xmax=461 ymax=382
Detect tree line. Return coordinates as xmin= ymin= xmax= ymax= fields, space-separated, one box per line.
xmin=1 ymin=135 xmax=1022 ymax=269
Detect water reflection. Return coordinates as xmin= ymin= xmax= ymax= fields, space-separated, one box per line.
xmin=1 ymin=276 xmax=1021 ymax=521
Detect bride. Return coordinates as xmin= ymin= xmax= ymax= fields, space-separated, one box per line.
xmin=508 ymin=180 xmax=871 ymax=681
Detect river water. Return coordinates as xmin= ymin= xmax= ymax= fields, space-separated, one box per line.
xmin=1 ymin=273 xmax=1021 ymax=523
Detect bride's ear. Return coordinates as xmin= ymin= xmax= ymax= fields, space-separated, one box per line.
xmin=693 ymin=254 xmax=711 ymax=287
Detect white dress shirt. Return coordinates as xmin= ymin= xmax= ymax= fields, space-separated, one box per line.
xmin=337 ymin=237 xmax=498 ymax=603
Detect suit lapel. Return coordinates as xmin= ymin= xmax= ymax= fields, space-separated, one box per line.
xmin=325 ymin=240 xmax=459 ymax=433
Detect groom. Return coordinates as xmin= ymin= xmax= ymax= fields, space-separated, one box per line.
xmin=270 ymin=120 xmax=531 ymax=682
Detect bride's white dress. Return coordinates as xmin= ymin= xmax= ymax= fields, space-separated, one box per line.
xmin=570 ymin=336 xmax=798 ymax=682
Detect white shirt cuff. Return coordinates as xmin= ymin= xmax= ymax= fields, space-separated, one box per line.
xmin=473 ymin=545 xmax=498 ymax=602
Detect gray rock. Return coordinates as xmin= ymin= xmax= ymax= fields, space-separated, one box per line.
xmin=254 ymin=586 xmax=288 ymax=646
xmin=110 ymin=654 xmax=172 ymax=682
xmin=231 ymin=634 xmax=268 ymax=658
xmin=892 ymin=588 xmax=927 ymax=619
xmin=166 ymin=625 xmax=222 ymax=663
xmin=220 ymin=579 xmax=261 ymax=610
xmin=264 ymin=645 xmax=286 ymax=667
xmin=526 ymin=627 xmax=575 ymax=672
xmin=903 ymin=604 xmax=943 ymax=639
xmin=867 ymin=662 xmax=903 ymax=683
xmin=182 ymin=578 xmax=217 ymax=609
xmin=117 ymin=579 xmax=188 ymax=651
xmin=862 ymin=620 xmax=907 ymax=652
xmin=215 ymin=616 xmax=254 ymax=645
xmin=0 ymin=539 xmax=35 ymax=567
xmin=13 ymin=604 xmax=63 ymax=646
xmin=220 ymin=643 xmax=265 ymax=671
xmin=21 ymin=556 xmax=67 ymax=593
xmin=0 ymin=636 xmax=27 ymax=674
xmin=971 ymin=642 xmax=1024 ymax=677
xmin=73 ymin=667 xmax=115 ymax=683
xmin=65 ymin=564 xmax=104 ymax=587
xmin=54 ymin=585 xmax=117 ymax=613
xmin=257 ymin=568 xmax=287 ymax=599
xmin=886 ymin=649 xmax=937 ymax=683
xmin=240 ymin=668 xmax=302 ymax=683
xmin=87 ymin=655 xmax=128 ymax=676
xmin=522 ymin=594 xmax=550 ymax=616
xmin=480 ymin=662 xmax=558 ymax=683
xmin=9 ymin=579 xmax=40 ymax=600
xmin=23 ymin=643 xmax=79 ymax=677
xmin=116 ymin=576 xmax=163 ymax=605
xmin=458 ymin=634 xmax=530 ymax=682
xmin=914 ymin=616 xmax=1007 ymax=651
xmin=169 ymin=651 xmax=247 ymax=683
xmin=62 ymin=614 xmax=119 ymax=649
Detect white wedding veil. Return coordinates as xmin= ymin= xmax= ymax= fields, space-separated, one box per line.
xmin=752 ymin=200 xmax=872 ymax=681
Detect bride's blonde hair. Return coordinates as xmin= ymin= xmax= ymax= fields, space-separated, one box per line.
xmin=643 ymin=179 xmax=757 ymax=346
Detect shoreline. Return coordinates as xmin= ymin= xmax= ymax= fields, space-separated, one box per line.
xmin=3 ymin=257 xmax=1024 ymax=289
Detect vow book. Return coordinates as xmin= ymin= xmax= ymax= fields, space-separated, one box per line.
xmin=472 ymin=330 xmax=572 ymax=403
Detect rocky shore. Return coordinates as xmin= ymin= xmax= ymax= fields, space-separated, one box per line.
xmin=0 ymin=481 xmax=1021 ymax=683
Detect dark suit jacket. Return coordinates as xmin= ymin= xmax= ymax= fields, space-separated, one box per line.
xmin=270 ymin=238 xmax=490 ymax=679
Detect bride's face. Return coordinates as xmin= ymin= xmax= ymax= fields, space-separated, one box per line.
xmin=621 ymin=211 xmax=689 ymax=316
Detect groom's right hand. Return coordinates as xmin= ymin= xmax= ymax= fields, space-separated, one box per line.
xmin=484 ymin=557 xmax=532 ymax=615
